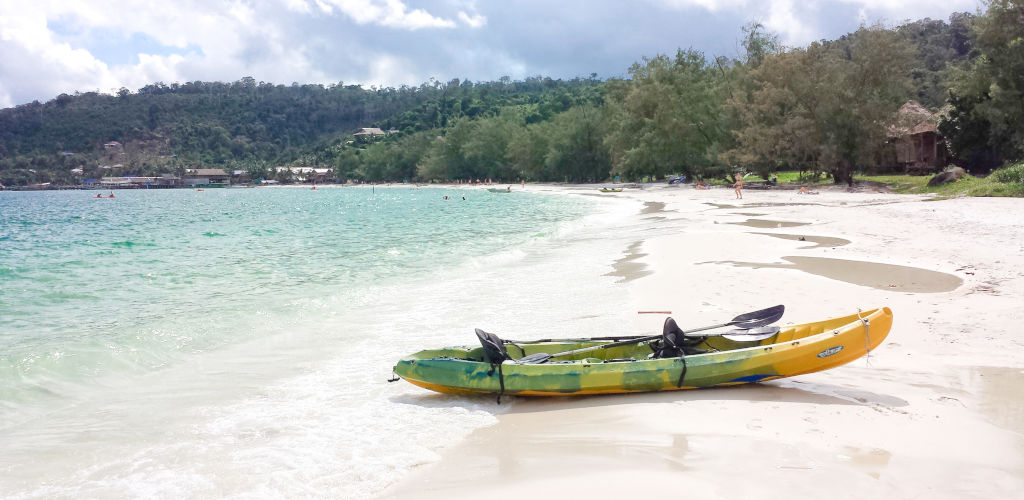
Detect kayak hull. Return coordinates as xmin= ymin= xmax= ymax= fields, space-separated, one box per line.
xmin=393 ymin=307 xmax=892 ymax=396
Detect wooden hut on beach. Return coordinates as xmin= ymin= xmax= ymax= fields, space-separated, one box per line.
xmin=881 ymin=101 xmax=949 ymax=174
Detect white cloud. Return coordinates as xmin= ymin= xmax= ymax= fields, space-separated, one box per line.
xmin=0 ymin=0 xmax=986 ymax=108
xmin=0 ymin=0 xmax=336 ymax=105
xmin=362 ymin=52 xmax=420 ymax=87
xmin=0 ymin=0 xmax=459 ymax=102
xmin=111 ymin=53 xmax=185 ymax=90
xmin=761 ymin=0 xmax=816 ymax=47
xmin=0 ymin=7 xmax=118 ymax=106
xmin=457 ymin=11 xmax=487 ymax=28
xmin=318 ymin=0 xmax=456 ymax=29
xmin=647 ymin=0 xmax=978 ymax=46
xmin=314 ymin=0 xmax=335 ymax=14
xmin=836 ymin=0 xmax=980 ymax=22
xmin=282 ymin=0 xmax=314 ymax=14
xmin=652 ymin=0 xmax=749 ymax=12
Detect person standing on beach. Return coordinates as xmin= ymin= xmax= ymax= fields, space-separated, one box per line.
xmin=734 ymin=174 xmax=744 ymax=199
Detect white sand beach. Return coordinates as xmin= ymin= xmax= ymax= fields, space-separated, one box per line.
xmin=383 ymin=183 xmax=1024 ymax=499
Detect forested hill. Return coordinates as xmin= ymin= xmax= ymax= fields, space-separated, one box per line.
xmin=0 ymin=76 xmax=601 ymax=184
xmin=2 ymin=3 xmax=1021 ymax=187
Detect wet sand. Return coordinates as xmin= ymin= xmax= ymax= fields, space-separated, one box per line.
xmin=604 ymin=241 xmax=651 ymax=283
xmin=729 ymin=218 xmax=811 ymax=228
xmin=751 ymin=232 xmax=851 ymax=249
xmin=383 ymin=185 xmax=1024 ymax=499
xmin=641 ymin=201 xmax=667 ymax=214
xmin=706 ymin=256 xmax=963 ymax=292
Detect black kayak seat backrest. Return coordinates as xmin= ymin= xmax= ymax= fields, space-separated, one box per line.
xmin=652 ymin=317 xmax=688 ymax=359
xmin=475 ymin=328 xmax=509 ymax=364
xmin=662 ymin=317 xmax=685 ymax=349
xmin=660 ymin=317 xmax=708 ymax=357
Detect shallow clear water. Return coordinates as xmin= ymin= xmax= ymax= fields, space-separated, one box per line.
xmin=0 ymin=186 xmax=640 ymax=498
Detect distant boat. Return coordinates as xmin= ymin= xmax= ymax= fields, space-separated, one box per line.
xmin=599 ymin=187 xmax=623 ymax=193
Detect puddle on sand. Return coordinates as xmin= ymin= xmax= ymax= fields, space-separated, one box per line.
xmin=641 ymin=201 xmax=666 ymax=214
xmin=841 ymin=447 xmax=892 ymax=479
xmin=703 ymin=256 xmax=962 ymax=293
xmin=605 ymin=241 xmax=652 ymax=283
xmin=968 ymin=366 xmax=1024 ymax=435
xmin=732 ymin=212 xmax=769 ymax=216
xmin=752 ymin=232 xmax=851 ymax=249
xmin=729 ymin=218 xmax=811 ymax=229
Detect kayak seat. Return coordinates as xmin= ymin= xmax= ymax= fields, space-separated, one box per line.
xmin=475 ymin=328 xmax=509 ymax=364
xmin=653 ymin=317 xmax=706 ymax=358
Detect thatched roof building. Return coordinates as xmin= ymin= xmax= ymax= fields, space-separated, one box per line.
xmin=882 ymin=101 xmax=948 ymax=174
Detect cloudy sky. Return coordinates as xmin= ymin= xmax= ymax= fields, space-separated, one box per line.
xmin=0 ymin=0 xmax=980 ymax=108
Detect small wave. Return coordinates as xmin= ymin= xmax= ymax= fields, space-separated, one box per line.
xmin=43 ymin=291 xmax=99 ymax=303
xmin=111 ymin=241 xmax=155 ymax=247
xmin=203 ymin=232 xmax=227 ymax=237
xmin=465 ymin=247 xmax=528 ymax=269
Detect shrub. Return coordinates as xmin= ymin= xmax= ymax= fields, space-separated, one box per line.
xmin=991 ymin=162 xmax=1024 ymax=184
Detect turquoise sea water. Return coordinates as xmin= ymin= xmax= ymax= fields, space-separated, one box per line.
xmin=0 ymin=186 xmax=639 ymax=497
xmin=1 ymin=187 xmax=589 ymax=405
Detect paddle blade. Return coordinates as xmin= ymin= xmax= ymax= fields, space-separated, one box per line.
xmin=729 ymin=305 xmax=784 ymax=329
xmin=518 ymin=352 xmax=551 ymax=364
xmin=720 ymin=326 xmax=780 ymax=341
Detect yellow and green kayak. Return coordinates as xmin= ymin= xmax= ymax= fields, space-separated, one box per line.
xmin=392 ymin=307 xmax=891 ymax=397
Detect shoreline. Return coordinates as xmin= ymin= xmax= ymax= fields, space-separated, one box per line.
xmin=382 ymin=184 xmax=1024 ymax=498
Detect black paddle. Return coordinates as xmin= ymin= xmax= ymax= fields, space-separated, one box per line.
xmin=516 ymin=305 xmax=784 ymax=364
xmin=719 ymin=325 xmax=780 ymax=341
xmin=507 ymin=305 xmax=786 ymax=344
xmin=509 ymin=325 xmax=782 ymax=345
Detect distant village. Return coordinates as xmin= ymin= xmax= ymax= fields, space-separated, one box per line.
xmin=2 ymin=128 xmax=394 ymax=191
xmin=78 ymin=165 xmax=336 ymax=190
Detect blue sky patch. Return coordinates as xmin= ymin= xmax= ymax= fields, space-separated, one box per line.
xmin=48 ymin=19 xmax=201 ymax=66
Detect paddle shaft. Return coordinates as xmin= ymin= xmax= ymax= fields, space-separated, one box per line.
xmin=511 ymin=326 xmax=780 ymax=345
xmin=535 ymin=305 xmax=784 ymax=361
xmin=545 ymin=322 xmax=758 ymax=359
xmin=509 ymin=305 xmax=785 ymax=344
